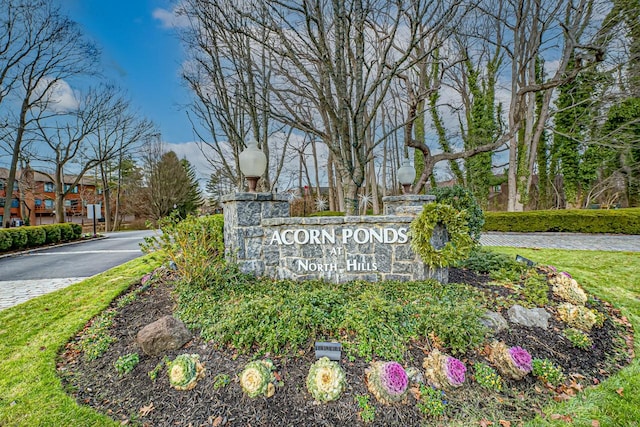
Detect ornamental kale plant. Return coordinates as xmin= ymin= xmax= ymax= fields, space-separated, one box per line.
xmin=423 ymin=349 xmax=467 ymax=389
xmin=167 ymin=354 xmax=205 ymax=391
xmin=240 ymin=360 xmax=276 ymax=398
xmin=508 ymin=346 xmax=532 ymax=373
xmin=489 ymin=341 xmax=532 ymax=380
xmin=445 ymin=357 xmax=467 ymax=386
xmin=365 ymin=361 xmax=409 ymax=404
xmin=307 ymin=357 xmax=346 ymax=402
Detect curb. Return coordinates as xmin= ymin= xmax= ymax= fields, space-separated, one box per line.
xmin=0 ymin=235 xmax=109 ymax=260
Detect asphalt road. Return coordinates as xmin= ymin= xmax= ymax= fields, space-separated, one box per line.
xmin=0 ymin=230 xmax=156 ymax=280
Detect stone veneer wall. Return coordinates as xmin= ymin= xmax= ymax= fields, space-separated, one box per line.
xmin=222 ymin=193 xmax=447 ymax=284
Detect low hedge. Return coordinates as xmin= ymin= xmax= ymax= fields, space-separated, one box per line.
xmin=0 ymin=223 xmax=84 ymax=253
xmin=483 ymin=208 xmax=640 ymax=234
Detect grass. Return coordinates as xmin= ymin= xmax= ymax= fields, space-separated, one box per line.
xmin=0 ymin=253 xmax=162 ymax=427
xmin=491 ymin=248 xmax=640 ymax=427
xmin=0 ymin=247 xmax=638 ymax=426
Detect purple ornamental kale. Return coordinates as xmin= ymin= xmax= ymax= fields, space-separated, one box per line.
xmin=445 ymin=357 xmax=467 ymax=386
xmin=560 ymin=271 xmax=572 ymax=278
xmin=508 ymin=346 xmax=532 ymax=373
xmin=380 ymin=362 xmax=408 ymax=395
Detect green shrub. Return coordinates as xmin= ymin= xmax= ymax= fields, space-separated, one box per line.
xmin=457 ymin=247 xmax=527 ymax=279
xmin=563 ymin=328 xmax=592 ymax=350
xmin=417 ymin=385 xmax=447 ymax=417
xmin=114 ymin=353 xmax=140 ymax=375
xmin=60 ymin=224 xmax=74 ymax=241
xmin=141 ymin=213 xmax=224 ymax=287
xmin=176 ymin=269 xmax=486 ymax=360
xmin=25 ymin=226 xmax=47 ymax=247
xmin=429 ymin=185 xmax=485 ymax=242
xmin=520 ymin=270 xmax=549 ymax=307
xmin=0 ymin=230 xmax=12 ymax=251
xmin=70 ymin=223 xmax=82 ymax=238
xmin=43 ymin=224 xmax=62 ymax=244
xmin=6 ymin=228 xmax=28 ymax=249
xmin=483 ymin=208 xmax=640 ymax=234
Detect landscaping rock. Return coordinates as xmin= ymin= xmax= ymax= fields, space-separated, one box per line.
xmin=405 ymin=367 xmax=425 ymax=385
xmin=136 ymin=316 xmax=192 ymax=356
xmin=507 ymin=305 xmax=551 ymax=329
xmin=481 ymin=310 xmax=509 ymax=332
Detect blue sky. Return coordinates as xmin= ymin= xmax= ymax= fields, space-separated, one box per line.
xmin=62 ymin=0 xmax=193 ymax=145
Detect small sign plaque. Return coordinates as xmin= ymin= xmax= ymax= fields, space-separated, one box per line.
xmin=314 ymin=341 xmax=342 ymax=361
xmin=515 ymin=254 xmax=535 ymax=266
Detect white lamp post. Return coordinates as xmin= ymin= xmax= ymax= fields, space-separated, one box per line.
xmin=238 ymin=141 xmax=267 ymax=193
xmin=397 ymin=158 xmax=416 ymax=194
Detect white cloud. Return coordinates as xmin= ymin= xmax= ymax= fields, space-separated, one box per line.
xmin=31 ymin=78 xmax=80 ymax=112
xmin=152 ymin=7 xmax=189 ymax=29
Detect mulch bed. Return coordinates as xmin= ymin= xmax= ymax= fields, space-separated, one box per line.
xmin=57 ymin=268 xmax=634 ymax=426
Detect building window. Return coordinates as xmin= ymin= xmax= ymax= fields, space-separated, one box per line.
xmin=0 ymin=181 xmax=4 ymax=190
xmin=11 ymin=198 xmax=19 ymax=208
xmin=492 ymin=185 xmax=502 ymax=193
xmin=44 ymin=199 xmax=54 ymax=209
xmin=44 ymin=182 xmax=55 ymax=192
xmin=64 ymin=199 xmax=71 ymax=207
xmin=63 ymin=184 xmax=79 ymax=194
xmin=35 ymin=199 xmax=42 ymax=206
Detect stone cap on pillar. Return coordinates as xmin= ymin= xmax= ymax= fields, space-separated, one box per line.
xmin=382 ymin=194 xmax=435 ymax=216
xmin=221 ymin=192 xmax=291 ymax=203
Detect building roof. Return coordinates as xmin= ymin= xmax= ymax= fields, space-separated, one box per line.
xmin=0 ymin=167 xmax=97 ymax=186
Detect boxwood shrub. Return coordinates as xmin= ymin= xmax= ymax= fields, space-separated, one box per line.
xmin=60 ymin=223 xmax=75 ymax=241
xmin=42 ymin=224 xmax=62 ymax=244
xmin=5 ymin=228 xmax=28 ymax=249
xmin=25 ymin=226 xmax=47 ymax=247
xmin=0 ymin=222 xmax=83 ymax=253
xmin=483 ymin=208 xmax=640 ymax=234
xmin=0 ymin=230 xmax=12 ymax=251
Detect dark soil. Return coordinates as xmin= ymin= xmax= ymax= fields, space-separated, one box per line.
xmin=57 ymin=268 xmax=634 ymax=427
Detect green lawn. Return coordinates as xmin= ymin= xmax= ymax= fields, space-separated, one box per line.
xmin=0 ymin=253 xmax=162 ymax=427
xmin=0 ymin=248 xmax=638 ymax=426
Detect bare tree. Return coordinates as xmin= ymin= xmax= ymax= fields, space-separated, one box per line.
xmin=480 ymin=0 xmax=605 ymax=211
xmin=179 ymin=0 xmax=289 ymax=192
xmin=179 ymin=0 xmax=467 ymax=213
xmin=33 ymin=87 xmax=115 ymax=223
xmin=90 ymin=86 xmax=155 ymax=231
xmin=0 ymin=0 xmax=98 ymax=226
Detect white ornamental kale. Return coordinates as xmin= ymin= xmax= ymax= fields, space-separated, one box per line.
xmin=306 ymin=357 xmax=346 ymax=402
xmin=167 ymin=354 xmax=205 ymax=391
xmin=240 ymin=359 xmax=276 ymax=398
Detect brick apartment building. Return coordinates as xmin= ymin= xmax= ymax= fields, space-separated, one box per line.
xmin=0 ymin=167 xmax=102 ymax=227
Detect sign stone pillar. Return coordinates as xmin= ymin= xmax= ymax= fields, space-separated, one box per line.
xmin=222 ymin=192 xmax=290 ymax=275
